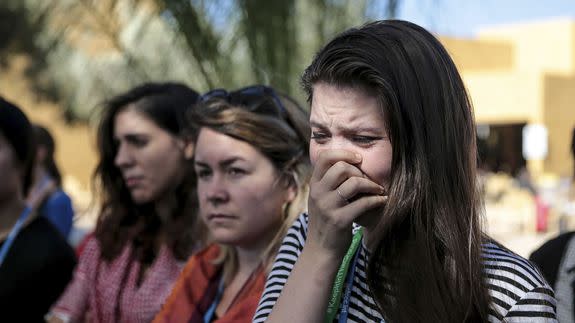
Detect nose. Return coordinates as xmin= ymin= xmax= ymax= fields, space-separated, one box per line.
xmin=202 ymin=175 xmax=230 ymax=207
xmin=313 ymin=137 xmax=361 ymax=160
xmin=114 ymin=142 xmax=134 ymax=169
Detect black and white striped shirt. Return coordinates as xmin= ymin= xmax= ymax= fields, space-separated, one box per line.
xmin=253 ymin=214 xmax=557 ymax=323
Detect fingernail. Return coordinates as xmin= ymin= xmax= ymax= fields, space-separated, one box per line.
xmin=354 ymin=153 xmax=362 ymax=161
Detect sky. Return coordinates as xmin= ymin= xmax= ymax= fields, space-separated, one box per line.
xmin=395 ymin=0 xmax=575 ymax=37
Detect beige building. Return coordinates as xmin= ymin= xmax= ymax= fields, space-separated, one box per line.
xmin=442 ymin=18 xmax=575 ymax=178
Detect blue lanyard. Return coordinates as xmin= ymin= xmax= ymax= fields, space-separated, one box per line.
xmin=336 ymin=237 xmax=385 ymax=323
xmin=338 ymin=243 xmax=361 ymax=323
xmin=0 ymin=207 xmax=32 ymax=268
xmin=203 ymin=275 xmax=225 ymax=323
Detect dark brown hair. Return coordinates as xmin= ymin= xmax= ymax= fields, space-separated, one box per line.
xmin=0 ymin=96 xmax=35 ymax=196
xmin=32 ymin=125 xmax=62 ymax=187
xmin=302 ymin=20 xmax=491 ymax=322
xmin=93 ymin=82 xmax=200 ymax=263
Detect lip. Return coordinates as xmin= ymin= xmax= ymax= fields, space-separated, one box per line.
xmin=207 ymin=213 xmax=236 ymax=221
xmin=124 ymin=176 xmax=144 ymax=188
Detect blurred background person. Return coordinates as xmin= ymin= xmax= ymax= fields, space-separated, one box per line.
xmin=154 ymin=85 xmax=311 ymax=322
xmin=27 ymin=124 xmax=74 ymax=240
xmin=0 ymin=97 xmax=76 ymax=322
xmin=530 ymin=127 xmax=575 ymax=323
xmin=47 ymin=82 xmax=202 ymax=323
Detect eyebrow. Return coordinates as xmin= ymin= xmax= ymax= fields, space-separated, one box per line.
xmin=195 ymin=157 xmax=246 ymax=168
xmin=309 ymin=121 xmax=384 ymax=134
xmin=114 ymin=133 xmax=150 ymax=141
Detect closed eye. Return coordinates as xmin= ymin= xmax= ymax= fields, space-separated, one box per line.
xmin=311 ymin=131 xmax=330 ymax=143
xmin=351 ymin=135 xmax=384 ymax=145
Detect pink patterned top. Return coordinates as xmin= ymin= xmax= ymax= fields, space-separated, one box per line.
xmin=50 ymin=235 xmax=186 ymax=323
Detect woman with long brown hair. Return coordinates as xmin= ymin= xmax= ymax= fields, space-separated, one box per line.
xmin=48 ymin=82 xmax=201 ymax=323
xmin=254 ymin=20 xmax=557 ymax=322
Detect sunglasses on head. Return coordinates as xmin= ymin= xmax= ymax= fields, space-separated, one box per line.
xmin=199 ymin=85 xmax=287 ymax=118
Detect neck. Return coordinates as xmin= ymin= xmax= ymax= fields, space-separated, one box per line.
xmin=362 ymin=226 xmax=375 ymax=253
xmin=155 ymin=193 xmax=177 ymax=224
xmin=234 ymin=217 xmax=283 ymax=274
xmin=0 ymin=198 xmax=27 ymax=232
xmin=32 ymin=166 xmax=48 ymax=186
xmin=234 ymin=243 xmax=266 ymax=275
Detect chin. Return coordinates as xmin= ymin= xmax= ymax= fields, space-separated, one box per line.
xmin=130 ymin=193 xmax=153 ymax=204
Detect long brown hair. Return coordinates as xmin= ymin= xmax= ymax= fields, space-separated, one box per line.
xmin=188 ymin=86 xmax=311 ymax=281
xmin=302 ymin=20 xmax=491 ymax=322
xmin=93 ymin=82 xmax=201 ymax=263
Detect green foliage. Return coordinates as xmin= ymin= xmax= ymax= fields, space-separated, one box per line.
xmin=0 ymin=0 xmax=401 ymax=121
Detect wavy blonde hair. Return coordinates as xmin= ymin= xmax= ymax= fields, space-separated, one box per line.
xmin=188 ymin=88 xmax=311 ymax=282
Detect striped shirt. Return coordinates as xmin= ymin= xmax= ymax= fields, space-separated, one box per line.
xmin=253 ymin=213 xmax=557 ymax=323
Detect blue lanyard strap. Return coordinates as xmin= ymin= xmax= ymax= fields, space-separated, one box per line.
xmin=338 ymin=245 xmax=361 ymax=323
xmin=324 ymin=228 xmax=363 ymax=323
xmin=203 ymin=275 xmax=225 ymax=323
xmin=0 ymin=206 xmax=32 ymax=267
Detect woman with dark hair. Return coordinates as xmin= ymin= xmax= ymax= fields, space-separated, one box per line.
xmin=27 ymin=125 xmax=74 ymax=239
xmin=48 ymin=82 xmax=202 ymax=323
xmin=0 ymin=97 xmax=76 ymax=322
xmin=254 ymin=20 xmax=557 ymax=322
xmin=154 ymin=86 xmax=311 ymax=322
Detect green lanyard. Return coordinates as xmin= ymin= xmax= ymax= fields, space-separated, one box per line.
xmin=324 ymin=228 xmax=363 ymax=323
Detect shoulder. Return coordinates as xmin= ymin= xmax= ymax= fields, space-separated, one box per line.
xmin=482 ymin=241 xmax=556 ymax=321
xmin=275 ymin=213 xmax=309 ymax=258
xmin=529 ymin=231 xmax=575 ymax=287
xmin=285 ymin=213 xmax=309 ymax=242
xmin=24 ymin=217 xmax=67 ymax=245
xmin=43 ymin=190 xmax=73 ymax=210
xmin=530 ymin=231 xmax=575 ymax=260
xmin=76 ymin=233 xmax=102 ymax=263
xmin=19 ymin=217 xmax=76 ymax=265
xmin=179 ymin=244 xmax=220 ymax=276
xmin=189 ymin=244 xmax=220 ymax=265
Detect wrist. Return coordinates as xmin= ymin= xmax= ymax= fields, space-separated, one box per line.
xmin=300 ymin=243 xmax=344 ymax=284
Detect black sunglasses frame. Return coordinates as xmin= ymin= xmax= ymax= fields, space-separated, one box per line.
xmin=199 ymin=85 xmax=287 ymax=116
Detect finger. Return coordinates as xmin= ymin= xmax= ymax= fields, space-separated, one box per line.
xmin=336 ymin=176 xmax=385 ymax=204
xmin=311 ymin=149 xmax=361 ymax=183
xmin=323 ymin=195 xmax=388 ymax=229
xmin=339 ymin=195 xmax=388 ymax=222
xmin=319 ymin=161 xmax=364 ymax=193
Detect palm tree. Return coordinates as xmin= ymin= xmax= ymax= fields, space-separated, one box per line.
xmin=1 ymin=0 xmax=403 ymax=121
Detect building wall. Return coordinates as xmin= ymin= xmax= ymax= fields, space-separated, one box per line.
xmin=463 ymin=71 xmax=542 ymax=124
xmin=441 ymin=37 xmax=514 ymax=72
xmin=477 ymin=19 xmax=575 ymax=76
xmin=543 ymin=74 xmax=575 ymax=176
xmin=441 ymin=19 xmax=575 ymax=177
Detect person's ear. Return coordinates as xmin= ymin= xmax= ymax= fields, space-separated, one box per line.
xmin=286 ymin=184 xmax=296 ymax=203
xmin=283 ymin=173 xmax=297 ymax=203
xmin=176 ymin=138 xmax=194 ymax=160
xmin=184 ymin=142 xmax=194 ymax=160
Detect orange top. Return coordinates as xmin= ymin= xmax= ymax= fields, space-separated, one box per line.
xmin=154 ymin=244 xmax=266 ymax=323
